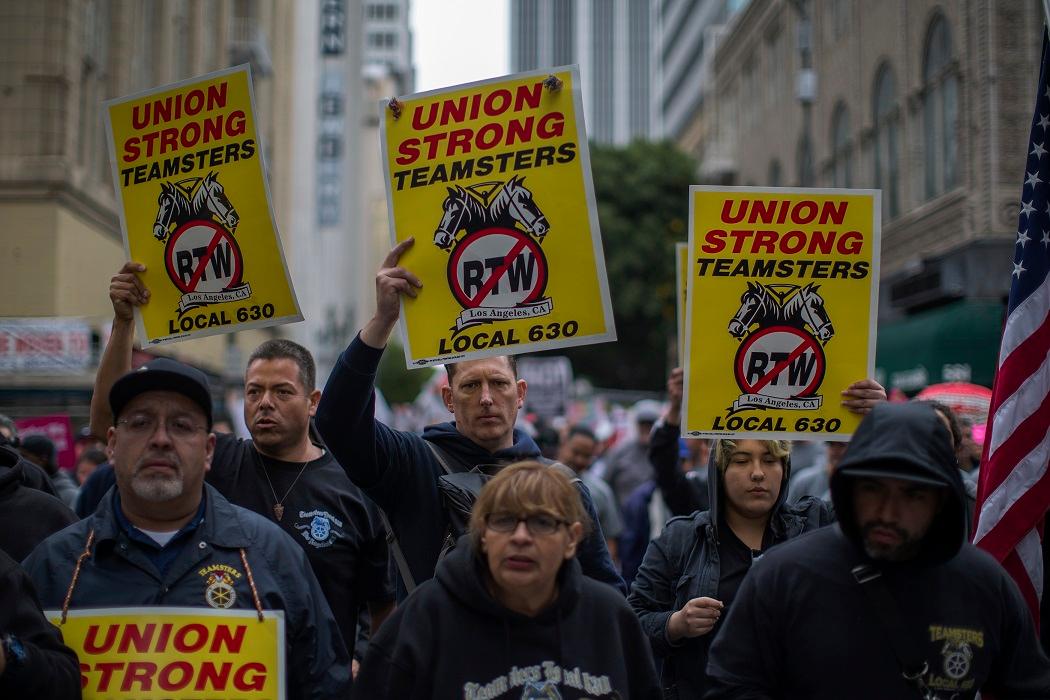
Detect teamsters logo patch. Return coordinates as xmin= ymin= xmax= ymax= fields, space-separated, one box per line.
xmin=198 ymin=563 xmax=242 ymax=609
xmin=727 ymin=281 xmax=834 ymax=413
xmin=152 ymin=172 xmax=252 ymax=317
xmin=432 ymin=176 xmax=554 ymax=338
xmin=294 ymin=510 xmax=343 ymax=549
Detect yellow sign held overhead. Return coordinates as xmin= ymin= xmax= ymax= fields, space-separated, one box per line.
xmin=380 ymin=66 xmax=616 ymax=367
xmin=46 ymin=607 xmax=285 ymax=699
xmin=682 ymin=187 xmax=881 ymax=440
xmin=104 ymin=65 xmax=302 ymax=345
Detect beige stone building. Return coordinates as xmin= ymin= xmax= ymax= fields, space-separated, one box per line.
xmin=0 ymin=0 xmax=307 ymax=421
xmin=693 ymin=0 xmax=1044 ymax=392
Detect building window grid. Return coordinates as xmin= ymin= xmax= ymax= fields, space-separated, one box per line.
xmin=923 ymin=15 xmax=958 ymax=200
xmin=830 ymin=102 xmax=852 ymax=188
xmin=873 ymin=64 xmax=901 ymax=219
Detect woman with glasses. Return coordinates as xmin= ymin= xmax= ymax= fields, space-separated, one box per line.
xmin=354 ymin=461 xmax=661 ymax=699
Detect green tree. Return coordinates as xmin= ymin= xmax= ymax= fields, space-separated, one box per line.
xmin=376 ymin=339 xmax=436 ymax=404
xmin=541 ymin=140 xmax=695 ymax=390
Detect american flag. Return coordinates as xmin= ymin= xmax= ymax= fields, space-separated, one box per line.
xmin=973 ymin=29 xmax=1050 ymax=621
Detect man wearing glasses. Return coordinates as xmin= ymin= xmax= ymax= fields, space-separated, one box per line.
xmin=22 ymin=358 xmax=350 ymax=699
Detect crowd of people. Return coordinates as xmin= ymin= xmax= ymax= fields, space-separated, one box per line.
xmin=1 ymin=245 xmax=1049 ymax=699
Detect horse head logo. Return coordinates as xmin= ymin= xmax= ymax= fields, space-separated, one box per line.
xmin=520 ymin=681 xmax=562 ymax=700
xmin=793 ymin=283 xmax=834 ymax=342
xmin=152 ymin=172 xmax=239 ymax=243
xmin=433 ymin=185 xmax=485 ymax=250
xmin=727 ymin=282 xmax=835 ymax=343
xmin=728 ymin=281 xmax=771 ymax=338
xmin=493 ymin=175 xmax=549 ymax=240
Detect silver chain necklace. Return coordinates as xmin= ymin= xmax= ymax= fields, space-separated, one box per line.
xmin=259 ymin=459 xmax=309 ymax=522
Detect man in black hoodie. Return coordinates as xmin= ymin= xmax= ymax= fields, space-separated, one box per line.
xmin=0 ymin=443 xmax=77 ymax=561
xmin=315 ymin=239 xmax=623 ymax=598
xmin=705 ymin=402 xmax=1050 ymax=699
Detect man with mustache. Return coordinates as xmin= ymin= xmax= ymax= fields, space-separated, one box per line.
xmin=83 ymin=262 xmax=395 ymax=678
xmin=22 ymin=358 xmax=350 ymax=699
xmin=705 ymin=402 xmax=1050 ymax=699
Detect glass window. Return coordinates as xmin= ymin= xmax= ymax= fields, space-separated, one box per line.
xmin=797 ymin=133 xmax=814 ymax=187
xmin=873 ymin=63 xmax=900 ymax=219
xmin=923 ymin=15 xmax=958 ymax=199
xmin=830 ymin=102 xmax=852 ymax=188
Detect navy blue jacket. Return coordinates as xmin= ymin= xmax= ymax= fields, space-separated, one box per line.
xmin=22 ymin=484 xmax=350 ymax=700
xmin=316 ymin=335 xmax=624 ymax=598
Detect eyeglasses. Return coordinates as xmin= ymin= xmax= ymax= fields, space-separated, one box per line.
xmin=117 ymin=413 xmax=207 ymax=438
xmin=485 ymin=512 xmax=567 ymax=536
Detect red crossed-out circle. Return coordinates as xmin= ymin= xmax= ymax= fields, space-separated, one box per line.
xmin=164 ymin=220 xmax=243 ymax=294
xmin=447 ymin=227 xmax=548 ymax=309
xmin=734 ymin=325 xmax=825 ymax=398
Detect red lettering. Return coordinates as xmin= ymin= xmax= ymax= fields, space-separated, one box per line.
xmin=80 ymin=663 xmax=89 ymax=689
xmin=95 ymin=662 xmax=123 ymax=691
xmin=159 ymin=128 xmax=179 ymax=154
xmin=173 ymin=623 xmax=208 ymax=653
xmin=780 ymin=230 xmax=806 ymax=254
xmin=838 ymin=231 xmax=863 ymax=254
xmin=411 ymin=102 xmax=437 ymax=130
xmin=728 ymin=229 xmax=753 ymax=253
xmin=84 ymin=624 xmax=117 ymax=654
xmin=158 ymin=661 xmax=194 ymax=691
xmin=120 ymin=661 xmax=156 ymax=691
xmin=421 ymin=131 xmax=449 ymax=159
xmin=807 ymin=230 xmax=834 ymax=255
xmin=475 ymin=123 xmax=502 ymax=150
xmin=194 ymin=661 xmax=232 ymax=691
xmin=447 ymin=128 xmax=473 ymax=157
xmin=483 ymin=89 xmax=511 ymax=116
xmin=210 ymin=624 xmax=247 ymax=654
xmin=791 ymin=200 xmax=818 ymax=225
xmin=702 ymin=229 xmax=727 ymax=254
xmin=226 ymin=110 xmax=246 ymax=137
xmin=822 ymin=200 xmax=847 ymax=225
xmin=122 ymin=137 xmax=141 ymax=163
xmin=396 ymin=138 xmax=420 ymax=166
xmin=752 ymin=230 xmax=777 ymax=254
xmin=233 ymin=662 xmax=267 ymax=692
xmin=506 ymin=116 xmax=534 ymax=145
xmin=536 ymin=112 xmax=564 ymax=139
xmin=748 ymin=199 xmax=777 ymax=224
xmin=117 ymin=623 xmax=156 ymax=653
xmin=514 ymin=82 xmax=544 ymax=111
xmin=721 ymin=199 xmax=747 ymax=224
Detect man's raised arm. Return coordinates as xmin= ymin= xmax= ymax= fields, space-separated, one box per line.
xmin=89 ymin=262 xmax=149 ymax=437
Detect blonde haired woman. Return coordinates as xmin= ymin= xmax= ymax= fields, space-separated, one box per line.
xmin=628 ymin=439 xmax=833 ymax=699
xmin=355 ymin=461 xmax=661 ymax=699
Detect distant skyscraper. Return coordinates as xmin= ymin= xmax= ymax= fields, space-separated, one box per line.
xmin=657 ymin=0 xmax=734 ymax=140
xmin=362 ymin=0 xmax=414 ymax=94
xmin=511 ymin=0 xmax=653 ymax=145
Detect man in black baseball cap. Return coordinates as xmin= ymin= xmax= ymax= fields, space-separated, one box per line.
xmin=23 ymin=357 xmax=351 ymax=698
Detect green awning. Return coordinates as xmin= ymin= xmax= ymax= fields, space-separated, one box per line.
xmin=875 ymin=300 xmax=1004 ymax=393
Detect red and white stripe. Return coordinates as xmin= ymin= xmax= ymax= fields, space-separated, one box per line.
xmin=973 ymin=273 xmax=1050 ymax=618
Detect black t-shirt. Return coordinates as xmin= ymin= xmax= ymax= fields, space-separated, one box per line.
xmin=716 ymin=518 xmax=773 ymax=614
xmin=208 ymin=433 xmax=393 ymax=651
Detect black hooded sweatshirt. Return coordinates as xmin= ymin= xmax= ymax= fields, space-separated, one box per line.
xmin=0 ymin=446 xmax=77 ymax=561
xmin=705 ymin=402 xmax=1050 ymax=699
xmin=629 ymin=440 xmax=831 ymax=699
xmin=354 ymin=537 xmax=661 ymax=699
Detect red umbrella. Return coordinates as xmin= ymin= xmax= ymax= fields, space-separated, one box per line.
xmin=914 ymin=382 xmax=993 ymax=424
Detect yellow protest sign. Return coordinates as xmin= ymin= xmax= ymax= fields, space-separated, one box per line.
xmin=46 ymin=607 xmax=285 ymax=700
xmin=104 ymin=65 xmax=301 ymax=345
xmin=380 ymin=66 xmax=616 ymax=367
xmin=682 ymin=187 xmax=880 ymax=440
xmin=676 ymin=242 xmax=689 ymax=364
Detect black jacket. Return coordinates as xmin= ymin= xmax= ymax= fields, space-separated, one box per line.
xmin=22 ymin=484 xmax=351 ymax=700
xmin=630 ymin=440 xmax=831 ymax=699
xmin=705 ymin=402 xmax=1050 ymax=699
xmin=354 ymin=536 xmax=661 ymax=699
xmin=0 ymin=446 xmax=77 ymax=561
xmin=0 ymin=549 xmax=80 ymax=698
xmin=315 ymin=335 xmax=624 ymax=598
xmin=649 ymin=419 xmax=708 ymax=516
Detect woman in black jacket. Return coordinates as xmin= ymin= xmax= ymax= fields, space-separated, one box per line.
xmin=355 ymin=461 xmax=661 ymax=699
xmin=628 ymin=437 xmax=834 ymax=699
